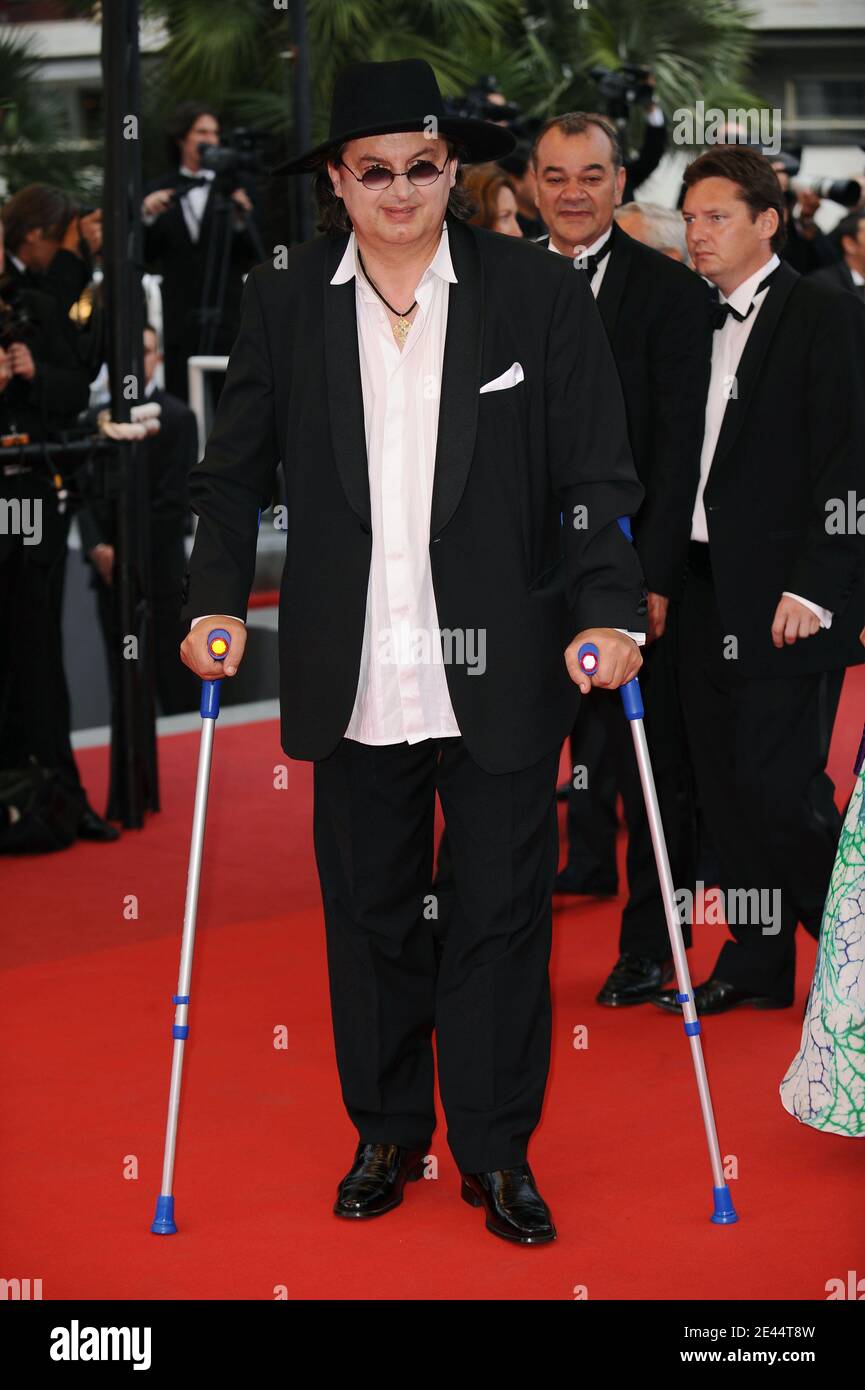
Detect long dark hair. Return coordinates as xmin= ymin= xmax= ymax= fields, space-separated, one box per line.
xmin=312 ymin=137 xmax=475 ymax=234
xmin=165 ymin=101 xmax=220 ymax=167
xmin=1 ymin=183 xmax=76 ymax=253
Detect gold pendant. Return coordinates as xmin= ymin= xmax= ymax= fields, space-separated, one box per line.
xmin=392 ymin=315 xmax=411 ymax=347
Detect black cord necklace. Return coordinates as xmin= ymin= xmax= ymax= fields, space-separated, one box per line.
xmin=357 ymin=248 xmax=417 ymax=345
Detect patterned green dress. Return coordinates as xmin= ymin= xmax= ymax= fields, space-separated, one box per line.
xmin=780 ymin=725 xmax=865 ymax=1137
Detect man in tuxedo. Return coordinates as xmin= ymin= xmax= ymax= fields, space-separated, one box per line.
xmin=178 ymin=60 xmax=647 ymax=1245
xmin=532 ymin=112 xmax=712 ymax=1006
xmin=142 ymin=102 xmax=263 ymax=403
xmin=810 ymin=209 xmax=865 ymax=302
xmin=78 ymin=324 xmax=200 ymax=717
xmin=652 ymin=146 xmax=865 ymax=1016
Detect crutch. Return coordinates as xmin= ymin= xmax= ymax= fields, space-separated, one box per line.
xmin=576 ymin=615 xmax=738 ymax=1225
xmin=151 ymin=627 xmax=232 ymax=1234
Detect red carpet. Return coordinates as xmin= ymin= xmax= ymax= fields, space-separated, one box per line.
xmin=2 ymin=668 xmax=863 ymax=1300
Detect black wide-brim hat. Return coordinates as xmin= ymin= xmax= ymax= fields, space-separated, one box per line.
xmin=271 ymin=58 xmax=516 ymax=175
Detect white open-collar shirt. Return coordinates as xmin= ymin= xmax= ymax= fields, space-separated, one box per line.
xmin=334 ymin=219 xmax=462 ymax=744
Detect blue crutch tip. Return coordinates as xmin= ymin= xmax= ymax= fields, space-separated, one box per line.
xmin=710 ymin=1186 xmax=738 ymax=1224
xmin=151 ymin=1194 xmax=177 ymax=1234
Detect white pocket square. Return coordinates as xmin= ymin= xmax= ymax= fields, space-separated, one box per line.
xmin=479 ymin=361 xmax=524 ymax=394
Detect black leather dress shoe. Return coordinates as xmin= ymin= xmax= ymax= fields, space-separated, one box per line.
xmin=333 ymin=1141 xmax=427 ymax=1219
xmin=554 ymin=865 xmax=618 ymax=896
xmin=461 ymin=1165 xmax=556 ymax=1244
xmin=651 ymin=977 xmax=793 ymax=1015
xmin=597 ymin=952 xmax=674 ymax=1006
xmin=77 ymin=807 xmax=120 ymax=842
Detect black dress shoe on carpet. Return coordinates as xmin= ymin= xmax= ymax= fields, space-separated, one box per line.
xmin=554 ymin=865 xmax=618 ymax=896
xmin=333 ymin=1141 xmax=427 ymax=1219
xmin=556 ymin=780 xmax=569 ymax=802
xmin=651 ymin=977 xmax=793 ymax=1015
xmin=597 ymin=953 xmax=674 ymax=1006
xmin=461 ymin=1165 xmax=556 ymax=1244
xmin=77 ymin=807 xmax=120 ymax=841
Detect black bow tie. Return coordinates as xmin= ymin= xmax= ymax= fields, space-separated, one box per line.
xmin=573 ymin=241 xmax=612 ymax=278
xmin=710 ymin=266 xmax=779 ymax=330
xmin=178 ymin=174 xmax=210 ymax=189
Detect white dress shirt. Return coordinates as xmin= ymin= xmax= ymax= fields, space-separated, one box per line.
xmin=335 ymin=221 xmax=462 ymax=744
xmin=141 ymin=165 xmax=214 ymax=243
xmin=691 ymin=253 xmax=831 ymax=628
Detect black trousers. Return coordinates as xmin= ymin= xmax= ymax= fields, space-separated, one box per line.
xmin=311 ymin=734 xmax=560 ymax=1174
xmin=678 ymin=548 xmax=843 ymax=1000
xmin=0 ymin=520 xmax=87 ymax=816
xmin=563 ymin=696 xmax=618 ymax=885
xmin=563 ymin=608 xmax=696 ymax=958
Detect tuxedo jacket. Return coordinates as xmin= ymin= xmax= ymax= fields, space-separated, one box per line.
xmin=181 ymin=212 xmax=647 ymax=772
xmin=538 ymin=225 xmax=712 ymax=598
xmin=811 ymin=258 xmax=864 ymax=302
xmin=700 ymin=260 xmax=865 ymax=676
xmin=142 ymin=170 xmax=263 ymax=362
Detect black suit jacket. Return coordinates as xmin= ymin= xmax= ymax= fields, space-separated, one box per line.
xmin=538 ymin=225 xmax=712 ymax=597
xmin=181 ymin=213 xmax=648 ymax=772
xmin=142 ymin=170 xmax=263 ymax=362
xmin=811 ymin=258 xmax=865 ymax=302
xmin=701 ymin=261 xmax=865 ymax=675
xmin=0 ymin=277 xmax=91 ymax=567
xmin=6 ymin=248 xmax=92 ymax=318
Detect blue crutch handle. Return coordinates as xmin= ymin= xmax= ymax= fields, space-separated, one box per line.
xmin=577 ymin=642 xmax=644 ymax=721
xmin=573 ymin=513 xmax=645 ymax=719
xmin=200 ymin=628 xmax=231 ymax=719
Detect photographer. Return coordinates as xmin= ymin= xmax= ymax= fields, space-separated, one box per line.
xmin=141 ymin=101 xmax=263 ymax=403
xmin=1 ymin=183 xmax=101 ymax=320
xmin=78 ymin=324 xmax=200 ymax=719
xmin=0 ymin=212 xmax=116 ymax=846
xmin=588 ymin=65 xmax=667 ymax=202
xmin=770 ymin=155 xmax=838 ymax=275
xmin=811 ymin=208 xmax=865 ymax=301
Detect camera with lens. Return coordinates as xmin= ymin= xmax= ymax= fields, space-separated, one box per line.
xmin=589 ymin=63 xmax=654 ymax=123
xmin=770 ymin=151 xmax=861 ymax=209
xmin=198 ymin=128 xmax=265 ymax=182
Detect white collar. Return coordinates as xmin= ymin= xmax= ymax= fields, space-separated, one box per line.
xmin=717 ymin=252 xmax=780 ymax=313
xmin=851 ymin=266 xmax=864 ymax=287
xmin=179 ymin=164 xmax=215 ymax=181
xmin=547 ymin=223 xmax=613 ymax=259
xmin=10 ymin=253 xmax=26 ymax=274
xmin=330 ymin=220 xmax=458 ymax=292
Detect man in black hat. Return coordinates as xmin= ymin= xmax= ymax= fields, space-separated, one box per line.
xmin=178 ymin=59 xmax=647 ymax=1245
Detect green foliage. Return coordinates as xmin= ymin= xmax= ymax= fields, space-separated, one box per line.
xmin=0 ymin=31 xmax=95 ymax=195
xmin=143 ymin=0 xmax=761 ymax=154
xmin=2 ymin=0 xmax=764 ymax=195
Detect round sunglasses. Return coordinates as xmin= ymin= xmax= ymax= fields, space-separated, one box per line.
xmin=338 ymin=156 xmax=450 ymax=191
